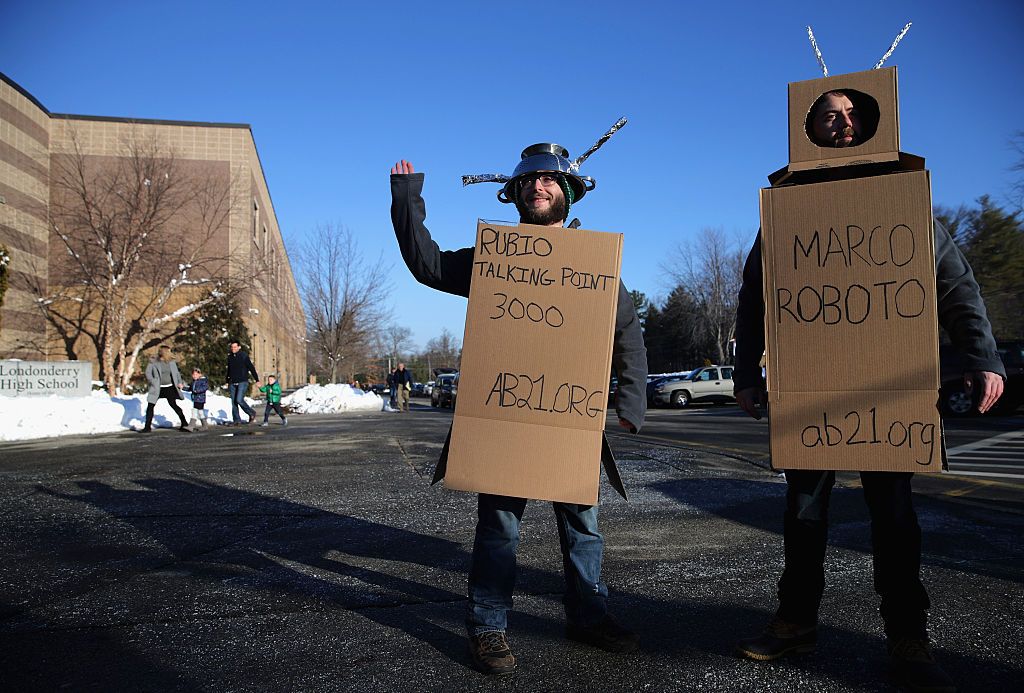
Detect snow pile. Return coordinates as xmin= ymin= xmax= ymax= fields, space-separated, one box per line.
xmin=282 ymin=383 xmax=384 ymax=414
xmin=0 ymin=390 xmax=256 ymax=442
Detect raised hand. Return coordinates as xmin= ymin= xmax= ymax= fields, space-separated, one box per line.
xmin=391 ymin=160 xmax=415 ymax=175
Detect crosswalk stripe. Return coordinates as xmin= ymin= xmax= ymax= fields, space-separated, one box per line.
xmin=943 ymin=470 xmax=1024 ymax=480
xmin=945 ymin=429 xmax=1024 ymax=454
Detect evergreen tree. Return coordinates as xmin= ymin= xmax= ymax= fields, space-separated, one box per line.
xmin=173 ymin=294 xmax=252 ymax=381
xmin=643 ymin=286 xmax=715 ymax=373
xmin=958 ymin=196 xmax=1024 ymax=339
xmin=630 ymin=290 xmax=648 ymax=329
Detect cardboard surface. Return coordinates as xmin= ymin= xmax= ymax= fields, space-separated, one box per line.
xmin=788 ymin=67 xmax=899 ymax=171
xmin=760 ymin=170 xmax=944 ymax=472
xmin=446 ymin=221 xmax=622 ymax=504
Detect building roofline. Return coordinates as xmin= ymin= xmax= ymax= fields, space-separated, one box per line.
xmin=1 ymin=71 xmax=50 ymax=114
xmin=51 ymin=113 xmax=251 ymax=129
xmin=2 ymin=71 xmax=251 ymax=130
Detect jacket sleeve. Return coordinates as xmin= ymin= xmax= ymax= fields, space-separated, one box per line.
xmin=390 ymin=172 xmax=475 ymax=298
xmin=733 ymin=233 xmax=766 ymax=393
xmin=933 ymin=220 xmax=1005 ymax=377
xmin=247 ymin=355 xmax=260 ymax=382
xmin=612 ymin=280 xmax=648 ymax=433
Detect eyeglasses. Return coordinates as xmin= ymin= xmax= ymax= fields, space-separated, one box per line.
xmin=518 ymin=173 xmax=562 ymax=189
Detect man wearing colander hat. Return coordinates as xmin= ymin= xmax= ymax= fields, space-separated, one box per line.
xmin=390 ymin=139 xmax=646 ymax=676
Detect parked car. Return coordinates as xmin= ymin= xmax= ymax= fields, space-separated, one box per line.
xmin=411 ymin=382 xmax=425 ymax=397
xmin=424 ymin=380 xmax=435 ymax=397
xmin=432 ymin=372 xmax=457 ymax=408
xmin=940 ymin=340 xmax=1024 ymax=416
xmin=647 ymin=372 xmax=690 ymax=405
xmin=651 ymin=365 xmax=735 ymax=408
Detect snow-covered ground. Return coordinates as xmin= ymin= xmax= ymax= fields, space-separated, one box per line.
xmin=0 ymin=384 xmax=386 ymax=442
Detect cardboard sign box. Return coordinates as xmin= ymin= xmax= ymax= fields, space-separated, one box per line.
xmin=444 ymin=221 xmax=622 ymax=505
xmin=760 ymin=171 xmax=944 ymax=472
xmin=788 ymin=67 xmax=900 ymax=172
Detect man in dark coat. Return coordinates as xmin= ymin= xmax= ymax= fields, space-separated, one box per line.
xmin=390 ymin=145 xmax=646 ymax=676
xmin=392 ymin=362 xmax=413 ymax=413
xmin=732 ymin=92 xmax=1006 ymax=693
xmin=225 ymin=340 xmax=260 ymax=425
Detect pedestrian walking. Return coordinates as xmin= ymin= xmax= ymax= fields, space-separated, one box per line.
xmin=140 ymin=346 xmax=189 ymax=433
xmin=186 ymin=367 xmax=209 ymax=431
xmin=225 ymin=339 xmax=259 ymax=425
xmin=392 ymin=363 xmax=412 ymax=413
xmin=259 ymin=375 xmax=288 ymax=426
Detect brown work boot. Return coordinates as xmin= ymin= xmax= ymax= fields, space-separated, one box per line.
xmin=468 ymin=630 xmax=516 ymax=675
xmin=735 ymin=615 xmax=817 ymax=661
xmin=888 ymin=637 xmax=956 ymax=693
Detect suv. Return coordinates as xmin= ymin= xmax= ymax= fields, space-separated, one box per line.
xmin=431 ymin=372 xmax=457 ymax=408
xmin=651 ymin=365 xmax=735 ymax=408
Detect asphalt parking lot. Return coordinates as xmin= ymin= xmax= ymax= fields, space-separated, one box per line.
xmin=0 ymin=407 xmax=1021 ymax=691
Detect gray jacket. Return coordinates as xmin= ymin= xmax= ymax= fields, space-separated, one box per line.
xmin=734 ymin=219 xmax=1005 ymax=393
xmin=145 ymin=359 xmax=183 ymax=404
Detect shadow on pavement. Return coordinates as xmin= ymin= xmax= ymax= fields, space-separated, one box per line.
xmin=5 ymin=473 xmax=1017 ymax=690
xmin=648 ymin=477 xmax=1024 ymax=585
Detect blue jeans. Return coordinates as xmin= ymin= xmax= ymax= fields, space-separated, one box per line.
xmin=777 ymin=470 xmax=929 ymax=639
xmin=229 ymin=382 xmax=256 ymax=422
xmin=466 ymin=493 xmax=608 ymax=634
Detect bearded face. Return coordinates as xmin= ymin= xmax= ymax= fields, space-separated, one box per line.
xmin=515 ymin=173 xmax=568 ymax=226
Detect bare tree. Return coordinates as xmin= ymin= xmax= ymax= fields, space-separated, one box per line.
xmin=423 ymin=328 xmax=462 ymax=372
xmin=383 ymin=325 xmax=414 ymax=364
xmin=296 ymin=223 xmax=391 ymax=383
xmin=662 ymin=228 xmax=746 ymax=365
xmin=38 ymin=131 xmax=243 ymax=394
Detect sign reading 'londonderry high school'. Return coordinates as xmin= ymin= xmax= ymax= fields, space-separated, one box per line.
xmin=446 ymin=220 xmax=622 ymax=504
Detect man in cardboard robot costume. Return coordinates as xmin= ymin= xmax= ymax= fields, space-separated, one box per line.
xmin=390 ymin=141 xmax=646 ymax=675
xmin=732 ymin=64 xmax=1004 ymax=692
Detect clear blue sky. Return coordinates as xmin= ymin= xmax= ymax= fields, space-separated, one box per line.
xmin=3 ymin=1 xmax=1022 ymax=351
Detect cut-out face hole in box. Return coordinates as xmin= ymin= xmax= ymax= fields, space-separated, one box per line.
xmin=805 ymin=89 xmax=880 ymax=149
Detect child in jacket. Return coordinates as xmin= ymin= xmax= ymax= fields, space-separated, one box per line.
xmin=259 ymin=375 xmax=287 ymax=426
xmin=187 ymin=368 xmax=210 ymax=430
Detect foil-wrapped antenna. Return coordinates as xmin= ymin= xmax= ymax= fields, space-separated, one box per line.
xmin=461 ymin=173 xmax=511 ymax=186
xmin=873 ymin=22 xmax=912 ymax=69
xmin=806 ymin=26 xmax=829 ymax=77
xmin=569 ymin=117 xmax=628 ymax=173
xmin=461 ymin=117 xmax=628 ymax=186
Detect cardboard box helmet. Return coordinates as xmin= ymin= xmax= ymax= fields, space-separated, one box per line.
xmin=758 ymin=62 xmax=945 ymax=473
